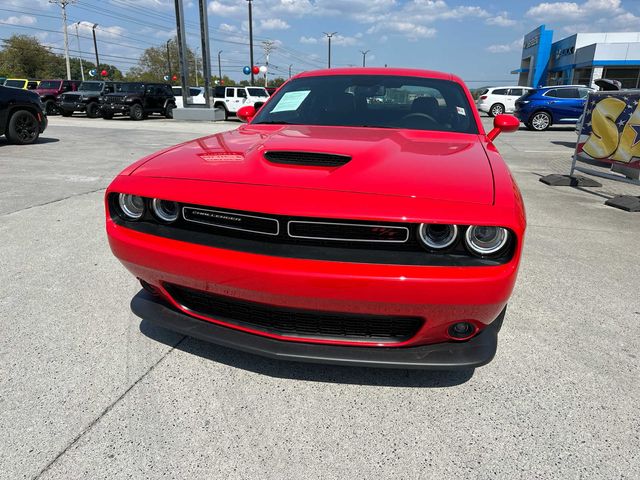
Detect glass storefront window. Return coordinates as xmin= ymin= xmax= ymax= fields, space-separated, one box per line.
xmin=603 ymin=67 xmax=640 ymax=89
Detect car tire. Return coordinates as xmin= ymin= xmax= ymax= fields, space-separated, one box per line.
xmin=489 ymin=103 xmax=504 ymax=117
xmin=102 ymin=112 xmax=114 ymax=120
xmin=60 ymin=110 xmax=73 ymax=117
xmin=130 ymin=104 xmax=144 ymax=121
xmin=44 ymin=99 xmax=57 ymax=116
xmin=6 ymin=110 xmax=40 ymax=145
xmin=529 ymin=111 xmax=551 ymax=131
xmin=86 ymin=102 xmax=100 ymax=118
xmin=164 ymin=103 xmax=174 ymax=119
xmin=215 ymin=103 xmax=228 ymax=120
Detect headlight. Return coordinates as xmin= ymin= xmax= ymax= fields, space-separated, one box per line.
xmin=118 ymin=193 xmax=145 ymax=220
xmin=464 ymin=226 xmax=509 ymax=255
xmin=417 ymin=223 xmax=458 ymax=250
xmin=151 ymin=198 xmax=179 ymax=222
xmin=520 ymin=100 xmax=530 ymax=104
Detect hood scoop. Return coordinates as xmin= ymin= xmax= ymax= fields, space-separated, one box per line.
xmin=264 ymin=151 xmax=351 ymax=167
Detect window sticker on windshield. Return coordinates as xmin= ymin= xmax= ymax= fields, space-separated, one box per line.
xmin=271 ymin=90 xmax=310 ymax=113
xmin=456 ymin=106 xmax=466 ymax=116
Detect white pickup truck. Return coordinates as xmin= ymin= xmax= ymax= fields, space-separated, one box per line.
xmin=213 ymin=86 xmax=269 ymax=120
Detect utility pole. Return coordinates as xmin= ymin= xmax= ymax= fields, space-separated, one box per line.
xmin=360 ymin=49 xmax=370 ymax=68
xmin=218 ymin=50 xmax=222 ymax=82
xmin=289 ymin=64 xmax=292 ymax=79
xmin=197 ymin=0 xmax=212 ymax=108
xmin=323 ymin=32 xmax=337 ymax=69
xmin=262 ymin=40 xmax=275 ymax=87
xmin=50 ymin=0 xmax=75 ymax=80
xmin=73 ymin=22 xmax=85 ymax=81
xmin=92 ymin=24 xmax=100 ymax=72
xmin=246 ymin=0 xmax=255 ymax=85
xmin=166 ymin=39 xmax=172 ymax=81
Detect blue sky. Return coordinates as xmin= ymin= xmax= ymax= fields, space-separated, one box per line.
xmin=1 ymin=0 xmax=639 ymax=85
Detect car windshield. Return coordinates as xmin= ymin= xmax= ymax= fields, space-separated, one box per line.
xmin=252 ymin=75 xmax=478 ymax=133
xmin=38 ymin=81 xmax=61 ymax=89
xmin=5 ymin=80 xmax=25 ymax=88
xmin=78 ymin=82 xmax=103 ymax=91
xmin=116 ymin=83 xmax=144 ymax=93
xmin=247 ymin=87 xmax=269 ymax=97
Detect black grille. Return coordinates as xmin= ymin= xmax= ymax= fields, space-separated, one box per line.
xmin=264 ymin=151 xmax=351 ymax=167
xmin=164 ymin=283 xmax=423 ymax=343
xmin=183 ymin=207 xmax=279 ymax=235
xmin=288 ymin=221 xmax=408 ymax=243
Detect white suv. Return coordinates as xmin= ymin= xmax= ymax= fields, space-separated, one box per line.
xmin=213 ymin=86 xmax=269 ymax=120
xmin=476 ymin=86 xmax=533 ymax=116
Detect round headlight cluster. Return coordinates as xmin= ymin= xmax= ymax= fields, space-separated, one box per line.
xmin=151 ymin=199 xmax=179 ymax=223
xmin=417 ymin=223 xmax=458 ymax=250
xmin=464 ymin=226 xmax=509 ymax=255
xmin=118 ymin=193 xmax=145 ymax=220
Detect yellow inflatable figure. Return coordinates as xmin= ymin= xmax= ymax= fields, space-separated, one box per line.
xmin=612 ymin=104 xmax=640 ymax=164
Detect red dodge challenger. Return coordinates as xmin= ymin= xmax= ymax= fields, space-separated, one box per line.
xmin=106 ymin=68 xmax=525 ymax=369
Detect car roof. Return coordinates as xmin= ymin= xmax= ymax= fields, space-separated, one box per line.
xmin=488 ymin=86 xmax=532 ymax=90
xmin=295 ymin=67 xmax=460 ymax=83
xmin=539 ymin=84 xmax=590 ymax=89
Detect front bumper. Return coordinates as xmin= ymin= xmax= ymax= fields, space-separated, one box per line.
xmin=57 ymin=101 xmax=85 ymax=112
xmin=133 ymin=290 xmax=502 ymax=369
xmin=102 ymin=104 xmax=130 ymax=114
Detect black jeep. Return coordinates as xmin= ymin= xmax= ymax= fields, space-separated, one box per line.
xmin=100 ymin=82 xmax=176 ymax=120
xmin=0 ymin=85 xmax=48 ymax=145
xmin=57 ymin=81 xmax=119 ymax=118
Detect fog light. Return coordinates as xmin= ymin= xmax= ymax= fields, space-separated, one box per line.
xmin=151 ymin=198 xmax=179 ymax=222
xmin=417 ymin=223 xmax=458 ymax=250
xmin=118 ymin=193 xmax=145 ymax=220
xmin=448 ymin=322 xmax=476 ymax=339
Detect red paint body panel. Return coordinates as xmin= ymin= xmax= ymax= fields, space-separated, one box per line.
xmin=105 ymin=68 xmax=526 ymax=355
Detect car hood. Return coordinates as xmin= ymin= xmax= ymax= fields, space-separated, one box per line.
xmin=36 ymin=88 xmax=61 ymax=96
xmin=132 ymin=125 xmax=494 ymax=205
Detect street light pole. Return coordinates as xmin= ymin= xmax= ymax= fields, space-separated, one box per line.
xmin=262 ymin=40 xmax=274 ymax=87
xmin=247 ymin=0 xmax=255 ymax=85
xmin=218 ymin=50 xmax=222 ymax=82
xmin=289 ymin=64 xmax=292 ymax=79
xmin=73 ymin=22 xmax=85 ymax=81
xmin=360 ymin=49 xmax=370 ymax=68
xmin=92 ymin=24 xmax=100 ymax=72
xmin=50 ymin=0 xmax=75 ymax=80
xmin=323 ymin=32 xmax=337 ymax=69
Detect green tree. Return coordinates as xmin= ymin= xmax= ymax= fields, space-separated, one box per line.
xmin=270 ymin=77 xmax=286 ymax=87
xmin=0 ymin=35 xmax=59 ymax=78
xmin=128 ymin=38 xmax=196 ymax=83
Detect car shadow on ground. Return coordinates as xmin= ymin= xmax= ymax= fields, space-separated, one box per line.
xmin=138 ymin=317 xmax=475 ymax=388
xmin=551 ymin=140 xmax=577 ymax=149
xmin=0 ymin=136 xmax=59 ymax=146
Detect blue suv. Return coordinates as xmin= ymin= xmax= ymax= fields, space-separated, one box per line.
xmin=514 ymin=86 xmax=592 ymax=131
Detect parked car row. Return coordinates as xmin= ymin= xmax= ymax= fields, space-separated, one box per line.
xmin=477 ymin=84 xmax=593 ymax=131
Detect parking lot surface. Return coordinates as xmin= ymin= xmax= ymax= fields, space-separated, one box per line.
xmin=1 ymin=116 xmax=639 ymax=479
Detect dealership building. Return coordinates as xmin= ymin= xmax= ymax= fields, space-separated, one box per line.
xmin=513 ymin=25 xmax=640 ymax=88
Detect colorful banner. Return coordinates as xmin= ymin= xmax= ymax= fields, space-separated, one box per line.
xmin=577 ymin=91 xmax=640 ymax=170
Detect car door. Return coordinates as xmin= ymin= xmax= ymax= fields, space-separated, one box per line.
xmin=553 ymin=88 xmax=583 ymax=121
xmin=506 ymin=88 xmax=524 ymax=112
xmin=226 ymin=88 xmax=238 ymax=111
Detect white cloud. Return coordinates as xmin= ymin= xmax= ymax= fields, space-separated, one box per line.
xmin=1 ymin=14 xmax=37 ymax=25
xmin=486 ymin=38 xmax=523 ymax=54
xmin=299 ymin=36 xmax=318 ymax=44
xmin=219 ymin=23 xmax=237 ymax=33
xmin=526 ymin=0 xmax=622 ymax=21
xmin=259 ymin=18 xmax=290 ymax=30
xmin=367 ymin=21 xmax=436 ymax=41
xmin=208 ymin=0 xmax=243 ymax=17
xmin=485 ymin=13 xmax=517 ymax=27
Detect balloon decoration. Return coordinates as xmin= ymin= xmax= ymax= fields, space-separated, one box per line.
xmin=259 ymin=65 xmax=267 ymax=74
xmin=172 ymin=75 xmax=178 ymax=81
xmin=100 ymin=69 xmax=108 ymax=77
xmin=252 ymin=65 xmax=260 ymax=75
xmin=163 ymin=75 xmax=170 ymax=81
xmin=243 ymin=66 xmax=251 ymax=75
xmin=89 ymin=69 xmax=97 ymax=77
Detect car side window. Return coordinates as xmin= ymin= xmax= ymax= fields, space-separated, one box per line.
xmin=27 ymin=81 xmax=38 ymax=89
xmin=237 ymin=89 xmax=247 ymax=98
xmin=545 ymin=89 xmax=558 ymax=98
xmin=493 ymin=88 xmax=508 ymax=95
xmin=509 ymin=88 xmax=524 ymax=96
xmin=554 ymin=88 xmax=579 ymax=98
xmin=578 ymin=88 xmax=590 ymax=98
xmin=226 ymin=88 xmax=235 ymax=98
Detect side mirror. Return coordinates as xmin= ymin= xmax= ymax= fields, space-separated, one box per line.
xmin=487 ymin=114 xmax=520 ymax=141
xmin=237 ymin=105 xmax=256 ymax=123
